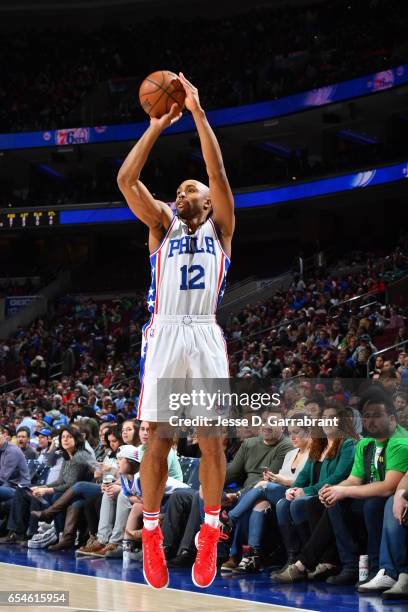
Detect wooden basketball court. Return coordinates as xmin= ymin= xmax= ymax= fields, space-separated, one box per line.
xmin=1 ymin=562 xmax=311 ymax=612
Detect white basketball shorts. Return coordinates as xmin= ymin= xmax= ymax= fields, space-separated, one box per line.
xmin=136 ymin=314 xmax=230 ymax=423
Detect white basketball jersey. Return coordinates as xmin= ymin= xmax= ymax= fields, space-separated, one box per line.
xmin=147 ymin=215 xmax=230 ymax=315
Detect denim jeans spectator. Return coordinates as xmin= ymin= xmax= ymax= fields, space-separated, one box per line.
xmin=0 ymin=486 xmax=16 ymax=502
xmin=380 ymin=496 xmax=408 ymax=580
xmin=276 ymin=494 xmax=318 ymax=527
xmin=275 ymin=495 xmax=324 ymax=559
xmin=327 ymin=497 xmax=387 ymax=573
xmin=229 ymin=483 xmax=287 ymax=556
xmin=69 ymin=481 xmax=101 ymax=509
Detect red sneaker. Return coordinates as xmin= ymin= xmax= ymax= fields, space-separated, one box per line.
xmin=142 ymin=526 xmax=169 ymax=590
xmin=192 ymin=523 xmax=228 ymax=588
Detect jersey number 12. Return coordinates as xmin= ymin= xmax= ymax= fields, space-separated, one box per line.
xmin=180 ymin=265 xmax=205 ymax=290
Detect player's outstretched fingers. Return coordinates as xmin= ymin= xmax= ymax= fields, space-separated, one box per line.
xmin=179 ymin=72 xmax=197 ymax=91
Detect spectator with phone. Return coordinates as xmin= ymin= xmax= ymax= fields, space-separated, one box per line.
xmin=219 ymin=410 xmax=293 ymax=573
xmin=34 ymin=428 xmax=56 ymax=466
xmin=221 ymin=417 xmax=310 ymax=574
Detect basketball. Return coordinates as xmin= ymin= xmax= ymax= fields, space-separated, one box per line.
xmin=139 ymin=70 xmax=186 ymax=119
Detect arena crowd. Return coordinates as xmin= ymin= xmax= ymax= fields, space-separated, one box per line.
xmin=0 ymin=0 xmax=406 ymax=133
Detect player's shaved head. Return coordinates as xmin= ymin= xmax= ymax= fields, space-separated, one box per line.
xmin=177 ymin=179 xmax=209 ymax=195
xmin=175 ymin=179 xmax=211 ymax=220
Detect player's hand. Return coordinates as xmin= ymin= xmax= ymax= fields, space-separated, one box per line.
xmin=178 ymin=72 xmax=202 ymax=114
xmin=150 ymin=103 xmax=182 ymax=131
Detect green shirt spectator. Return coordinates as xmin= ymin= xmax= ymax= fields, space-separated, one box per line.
xmin=351 ymin=424 xmax=408 ymax=482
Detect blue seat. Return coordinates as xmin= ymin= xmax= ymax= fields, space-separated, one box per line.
xmin=179 ymin=456 xmax=200 ymax=491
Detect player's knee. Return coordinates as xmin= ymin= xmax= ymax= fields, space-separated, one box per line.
xmin=197 ymin=437 xmax=224 ymax=461
xmin=147 ymin=435 xmax=173 ymax=459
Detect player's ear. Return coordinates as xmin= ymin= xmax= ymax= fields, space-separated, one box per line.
xmin=204 ymin=197 xmax=212 ymax=211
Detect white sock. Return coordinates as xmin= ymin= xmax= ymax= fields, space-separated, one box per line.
xmin=204 ymin=505 xmax=220 ymax=528
xmin=143 ymin=510 xmax=160 ymax=531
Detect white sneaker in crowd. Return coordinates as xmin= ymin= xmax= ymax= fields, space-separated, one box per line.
xmin=357 ymin=569 xmax=396 ymax=593
xmin=382 ymin=573 xmax=408 ymax=599
xmin=28 ymin=528 xmax=58 ymax=549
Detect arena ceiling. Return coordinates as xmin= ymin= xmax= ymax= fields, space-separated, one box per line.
xmin=0 ymin=0 xmax=329 ymax=13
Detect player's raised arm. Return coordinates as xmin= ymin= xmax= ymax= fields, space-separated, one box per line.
xmin=117 ymin=104 xmax=182 ymax=232
xmin=178 ymin=73 xmax=235 ymax=242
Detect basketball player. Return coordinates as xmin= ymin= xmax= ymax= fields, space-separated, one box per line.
xmin=117 ymin=72 xmax=234 ymax=590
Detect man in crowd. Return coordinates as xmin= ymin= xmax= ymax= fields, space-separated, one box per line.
xmin=395 ymin=392 xmax=408 ymax=429
xmin=320 ymin=388 xmax=408 ymax=585
xmin=35 ymin=428 xmax=56 ymax=465
xmin=0 ymin=425 xmax=31 ymax=504
xmin=16 ymin=427 xmax=37 ymax=460
xmin=357 ymin=471 xmax=408 ymax=598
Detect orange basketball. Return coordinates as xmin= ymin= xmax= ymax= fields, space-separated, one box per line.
xmin=139 ymin=70 xmax=186 ymax=119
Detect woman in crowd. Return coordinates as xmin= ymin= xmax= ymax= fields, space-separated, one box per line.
xmin=94 ymin=421 xmax=115 ymax=461
xmin=370 ymin=355 xmax=384 ymax=379
xmin=100 ymin=427 xmax=122 ymax=476
xmin=29 ymin=427 xmax=123 ymax=550
xmin=121 ymin=419 xmax=140 ymax=446
xmin=77 ymin=418 xmax=101 ymax=459
xmin=0 ymin=426 xmax=93 ymax=547
xmin=271 ymin=402 xmax=358 ymax=582
xmin=221 ymin=417 xmax=311 ymax=573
